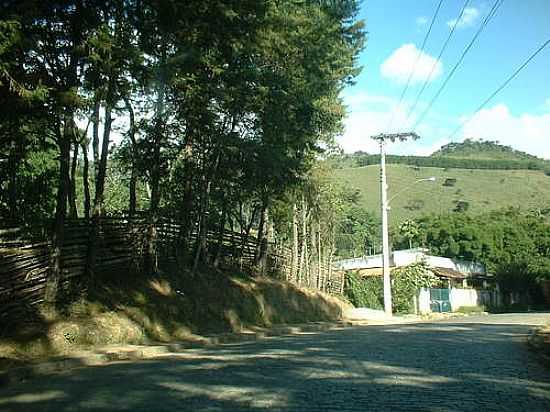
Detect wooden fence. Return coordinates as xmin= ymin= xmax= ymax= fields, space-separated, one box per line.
xmin=0 ymin=215 xmax=344 ymax=325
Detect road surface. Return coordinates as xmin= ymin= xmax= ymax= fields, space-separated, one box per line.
xmin=1 ymin=313 xmax=550 ymax=411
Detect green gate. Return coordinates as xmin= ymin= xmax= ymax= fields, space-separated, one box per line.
xmin=429 ymin=288 xmax=451 ymax=313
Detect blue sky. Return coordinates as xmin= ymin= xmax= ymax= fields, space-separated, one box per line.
xmin=339 ymin=0 xmax=550 ymax=158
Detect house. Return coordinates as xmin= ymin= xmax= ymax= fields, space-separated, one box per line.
xmin=334 ymin=248 xmax=499 ymax=313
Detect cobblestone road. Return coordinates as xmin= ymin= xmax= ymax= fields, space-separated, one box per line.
xmin=1 ymin=313 xmax=550 ymax=411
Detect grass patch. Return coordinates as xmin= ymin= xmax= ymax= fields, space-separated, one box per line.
xmin=333 ymin=164 xmax=550 ymax=224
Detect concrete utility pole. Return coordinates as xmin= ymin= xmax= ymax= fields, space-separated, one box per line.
xmin=372 ymin=132 xmax=419 ymax=316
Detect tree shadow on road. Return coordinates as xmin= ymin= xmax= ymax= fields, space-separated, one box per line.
xmin=1 ymin=322 xmax=550 ymax=411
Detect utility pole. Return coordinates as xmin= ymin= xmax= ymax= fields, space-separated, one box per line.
xmin=372 ymin=132 xmax=419 ymax=316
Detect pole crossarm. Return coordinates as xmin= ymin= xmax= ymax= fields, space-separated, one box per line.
xmin=371 ymin=132 xmax=420 ymax=143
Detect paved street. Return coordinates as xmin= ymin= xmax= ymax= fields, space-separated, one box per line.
xmin=1 ymin=313 xmax=550 ymax=411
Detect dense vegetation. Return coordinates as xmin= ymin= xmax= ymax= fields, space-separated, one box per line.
xmin=0 ymin=1 xmax=366 ymax=303
xmin=344 ymin=261 xmax=438 ymax=313
xmin=432 ymin=139 xmax=540 ymax=160
xmin=393 ymin=209 xmax=550 ymax=302
xmin=329 ymin=139 xmax=549 ymax=171
xmin=330 ymin=153 xmax=547 ymax=171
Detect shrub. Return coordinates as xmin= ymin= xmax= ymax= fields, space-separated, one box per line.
xmin=453 ymin=200 xmax=470 ymax=212
xmin=344 ymin=271 xmax=383 ymax=309
xmin=443 ymin=178 xmax=457 ymax=187
xmin=391 ymin=261 xmax=438 ymax=313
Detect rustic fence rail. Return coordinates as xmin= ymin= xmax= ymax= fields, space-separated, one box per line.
xmin=0 ymin=215 xmax=344 ymax=325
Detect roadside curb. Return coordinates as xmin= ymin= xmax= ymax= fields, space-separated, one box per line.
xmin=0 ymin=320 xmax=352 ymax=388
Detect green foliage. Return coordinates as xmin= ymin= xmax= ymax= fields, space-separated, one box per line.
xmin=432 ymin=138 xmax=541 ymax=161
xmin=410 ymin=209 xmax=550 ymax=297
xmin=398 ymin=219 xmax=420 ymax=249
xmin=443 ymin=178 xmax=457 ymax=187
xmin=328 ymin=139 xmax=548 ymax=171
xmin=344 ymin=272 xmax=383 ymax=309
xmin=453 ymin=200 xmax=470 ymax=213
xmin=0 ymin=0 xmax=366 ymax=232
xmin=344 ymin=261 xmax=437 ymax=313
xmin=391 ymin=261 xmax=438 ymax=313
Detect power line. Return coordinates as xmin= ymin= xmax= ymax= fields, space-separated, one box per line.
xmin=401 ymin=0 xmax=471 ymax=130
xmin=412 ymin=0 xmax=504 ymax=130
xmin=447 ymin=37 xmax=550 ymax=140
xmin=386 ymin=0 xmax=444 ymax=131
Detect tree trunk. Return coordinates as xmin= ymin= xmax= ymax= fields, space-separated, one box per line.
xmin=7 ymin=139 xmax=17 ymax=222
xmin=192 ymin=151 xmax=220 ymax=274
xmin=81 ymin=138 xmax=90 ymax=220
xmin=92 ymin=97 xmax=100 ymax=183
xmin=192 ymin=174 xmax=211 ymax=274
xmin=317 ymin=219 xmax=322 ymax=290
xmin=254 ymin=196 xmax=268 ymax=265
xmin=178 ymin=128 xmax=195 ymax=260
xmin=124 ymin=97 xmax=137 ymax=217
xmin=86 ymin=102 xmax=113 ymax=285
xmin=44 ymin=120 xmax=71 ymax=305
xmin=291 ymin=202 xmax=298 ymax=282
xmin=212 ymin=205 xmax=226 ymax=268
xmin=298 ymin=197 xmax=307 ymax=285
xmin=146 ymin=71 xmax=165 ymax=275
xmin=68 ymin=137 xmax=79 ymax=219
xmin=254 ymin=201 xmax=269 ymax=275
xmin=239 ymin=205 xmax=258 ymax=267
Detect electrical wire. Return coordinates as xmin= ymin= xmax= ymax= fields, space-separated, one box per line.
xmin=401 ymin=0 xmax=471 ymax=130
xmin=446 ymin=37 xmax=550 ymax=140
xmin=386 ymin=0 xmax=444 ymax=131
xmin=412 ymin=0 xmax=504 ymax=130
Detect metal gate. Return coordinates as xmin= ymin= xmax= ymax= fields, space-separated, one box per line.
xmin=430 ymin=288 xmax=451 ymax=313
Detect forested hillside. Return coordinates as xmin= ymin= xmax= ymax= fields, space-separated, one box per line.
xmin=431 ymin=139 xmax=541 ymax=160
xmin=329 ymin=139 xmax=549 ymax=171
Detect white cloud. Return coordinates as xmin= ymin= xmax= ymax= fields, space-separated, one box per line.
xmin=416 ymin=16 xmax=428 ymax=26
xmin=543 ymin=98 xmax=550 ymax=112
xmin=447 ymin=7 xmax=480 ymax=29
xmin=380 ymin=44 xmax=442 ymax=85
xmin=337 ymin=93 xmax=410 ymax=153
xmin=460 ymin=104 xmax=550 ymax=159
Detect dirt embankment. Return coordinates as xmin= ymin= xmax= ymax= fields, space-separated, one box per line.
xmin=0 ymin=269 xmax=350 ymax=365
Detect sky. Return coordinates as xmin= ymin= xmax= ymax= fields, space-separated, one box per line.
xmin=338 ymin=0 xmax=550 ymax=158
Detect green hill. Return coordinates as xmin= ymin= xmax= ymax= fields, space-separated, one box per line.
xmin=431 ymin=138 xmax=541 ymax=161
xmin=333 ymin=164 xmax=550 ymax=225
xmin=329 ymin=140 xmax=549 ymax=171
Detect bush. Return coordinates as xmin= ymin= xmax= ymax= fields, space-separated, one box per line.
xmin=344 ymin=271 xmax=383 ymax=309
xmin=391 ymin=261 xmax=438 ymax=313
xmin=443 ymin=178 xmax=457 ymax=187
xmin=453 ymin=200 xmax=470 ymax=212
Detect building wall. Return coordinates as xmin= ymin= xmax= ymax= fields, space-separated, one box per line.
xmin=418 ymin=287 xmax=499 ymax=313
xmin=418 ymin=288 xmax=431 ymax=314
xmin=449 ymin=288 xmax=479 ymax=311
